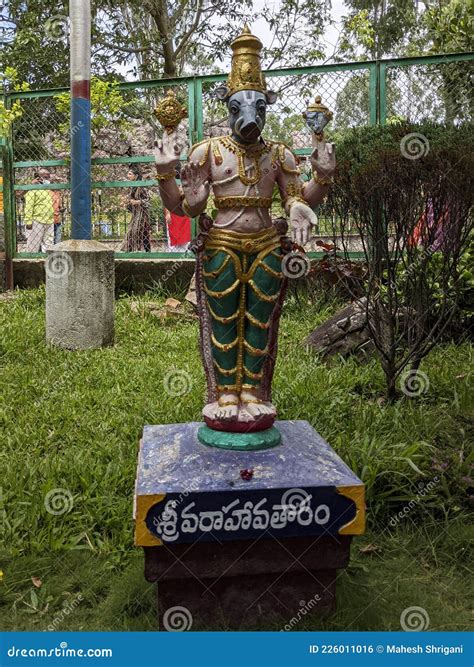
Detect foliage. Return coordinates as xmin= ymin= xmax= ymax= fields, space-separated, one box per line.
xmin=424 ymin=0 xmax=474 ymax=54
xmin=0 ymin=289 xmax=471 ymax=630
xmin=0 ymin=68 xmax=30 ymax=139
xmin=339 ymin=0 xmax=418 ymax=60
xmin=333 ymin=72 xmax=371 ymax=129
xmin=53 ymin=78 xmax=133 ymax=154
xmin=0 ymin=520 xmax=472 ymax=630
xmin=1 ymin=0 xmax=332 ymax=87
xmin=339 ymin=8 xmax=375 ymax=56
xmin=264 ymin=112 xmax=306 ymax=147
xmin=395 ymin=233 xmax=474 ymax=340
xmin=1 ymin=0 xmax=472 ymax=98
xmin=327 ymin=122 xmax=474 ymax=400
xmin=0 ymin=1 xmax=71 ymax=88
xmin=338 ymin=0 xmax=473 ymax=61
xmin=0 ymin=289 xmax=472 ymax=556
xmin=149 ymin=192 xmax=164 ymax=236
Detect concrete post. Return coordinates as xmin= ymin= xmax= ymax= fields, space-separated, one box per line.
xmin=45 ymin=240 xmax=114 ymax=349
xmin=44 ymin=2 xmax=115 ymax=350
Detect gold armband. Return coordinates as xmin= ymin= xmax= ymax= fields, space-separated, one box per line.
xmin=156 ymin=171 xmax=176 ymax=181
xmin=284 ymin=195 xmax=307 ymax=213
xmin=313 ymin=172 xmax=333 ymax=186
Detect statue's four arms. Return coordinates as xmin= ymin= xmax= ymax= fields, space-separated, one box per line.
xmin=154 ymin=27 xmax=335 ymax=437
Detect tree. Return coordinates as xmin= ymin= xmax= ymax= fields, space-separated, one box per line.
xmin=2 ymin=0 xmax=333 ymax=88
xmin=263 ymin=112 xmax=306 ymax=146
xmin=335 ymin=1 xmax=473 ymax=127
xmin=423 ymin=0 xmax=474 ymax=123
xmin=338 ymin=0 xmax=474 ymax=61
xmin=338 ymin=1 xmax=418 ymax=60
xmin=2 ymin=1 xmax=71 ymax=88
xmin=54 ymin=78 xmax=133 ymax=156
xmin=424 ymin=0 xmax=474 ymax=54
xmin=97 ymin=0 xmax=333 ymax=78
xmin=0 ymin=68 xmax=30 ymax=140
xmin=1 ymin=0 xmax=124 ymax=88
xmin=327 ymin=123 xmax=473 ymax=401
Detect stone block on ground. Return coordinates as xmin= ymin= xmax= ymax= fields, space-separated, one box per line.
xmin=45 ymin=239 xmax=114 ymax=349
xmin=134 ymin=420 xmax=365 ymax=629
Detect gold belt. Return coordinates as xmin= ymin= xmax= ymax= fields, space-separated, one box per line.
xmin=206 ymin=226 xmax=281 ymax=254
xmin=214 ymin=195 xmax=272 ymax=209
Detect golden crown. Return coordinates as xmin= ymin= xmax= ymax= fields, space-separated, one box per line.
xmin=306 ymin=95 xmax=333 ymax=120
xmin=226 ymin=25 xmax=267 ymax=97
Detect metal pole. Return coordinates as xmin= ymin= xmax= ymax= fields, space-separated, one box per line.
xmin=70 ymin=0 xmax=91 ymax=240
xmin=2 ymin=113 xmax=15 ymax=290
xmin=1 ymin=0 xmax=16 ymax=288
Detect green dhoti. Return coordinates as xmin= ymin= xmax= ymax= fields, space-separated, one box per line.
xmin=200 ymin=226 xmax=285 ymax=398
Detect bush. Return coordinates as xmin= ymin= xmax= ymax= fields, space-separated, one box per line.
xmin=326 ymin=122 xmax=474 ymax=400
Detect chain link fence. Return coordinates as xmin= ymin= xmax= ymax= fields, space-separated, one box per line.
xmin=2 ymin=53 xmax=473 ymax=257
xmin=383 ymin=60 xmax=473 ymax=124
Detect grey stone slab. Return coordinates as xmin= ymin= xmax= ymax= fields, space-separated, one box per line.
xmin=137 ymin=420 xmax=363 ymax=495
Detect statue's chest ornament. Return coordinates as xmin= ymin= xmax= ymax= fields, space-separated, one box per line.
xmin=216 ymin=136 xmax=273 ymax=186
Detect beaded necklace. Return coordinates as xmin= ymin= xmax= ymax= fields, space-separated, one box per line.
xmin=219 ymin=136 xmax=271 ymax=186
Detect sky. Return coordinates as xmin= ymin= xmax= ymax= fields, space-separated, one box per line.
xmin=251 ymin=0 xmax=347 ymax=58
xmin=118 ymin=0 xmax=349 ymax=79
xmin=0 ymin=0 xmax=349 ymax=78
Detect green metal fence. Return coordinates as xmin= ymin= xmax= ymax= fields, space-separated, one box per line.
xmin=1 ymin=51 xmax=473 ymax=265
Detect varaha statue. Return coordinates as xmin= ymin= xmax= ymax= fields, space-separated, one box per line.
xmin=154 ymin=26 xmax=335 ymax=448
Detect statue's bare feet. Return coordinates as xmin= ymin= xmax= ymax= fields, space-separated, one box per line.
xmin=236 ymin=403 xmax=255 ymax=422
xmin=202 ymin=393 xmax=239 ymax=421
xmin=240 ymin=390 xmax=277 ymax=420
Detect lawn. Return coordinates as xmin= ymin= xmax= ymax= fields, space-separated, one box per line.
xmin=0 ymin=287 xmax=472 ymax=631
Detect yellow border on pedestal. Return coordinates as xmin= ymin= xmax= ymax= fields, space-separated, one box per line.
xmin=336 ymin=485 xmax=366 ymax=535
xmin=134 ymin=494 xmax=166 ymax=546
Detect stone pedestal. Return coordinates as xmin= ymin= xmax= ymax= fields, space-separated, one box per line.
xmin=134 ymin=420 xmax=365 ymax=630
xmin=45 ymin=240 xmax=114 ymax=349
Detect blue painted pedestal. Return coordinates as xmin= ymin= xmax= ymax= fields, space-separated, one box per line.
xmin=134 ymin=420 xmax=365 ymax=630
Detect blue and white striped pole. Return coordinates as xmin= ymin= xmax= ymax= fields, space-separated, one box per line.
xmin=70 ymin=0 xmax=91 ymax=240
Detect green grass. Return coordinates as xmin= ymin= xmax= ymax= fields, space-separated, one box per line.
xmin=0 ymin=521 xmax=471 ymax=631
xmin=0 ymin=287 xmax=472 ymax=631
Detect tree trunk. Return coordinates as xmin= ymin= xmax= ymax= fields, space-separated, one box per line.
xmin=383 ymin=359 xmax=398 ymax=403
xmin=147 ymin=0 xmax=178 ymax=78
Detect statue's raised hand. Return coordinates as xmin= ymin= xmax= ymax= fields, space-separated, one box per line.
xmin=310 ymin=139 xmax=336 ymax=179
xmin=154 ymin=130 xmax=183 ymax=175
xmin=289 ymin=202 xmax=317 ymax=246
xmin=180 ymin=161 xmax=210 ymax=211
